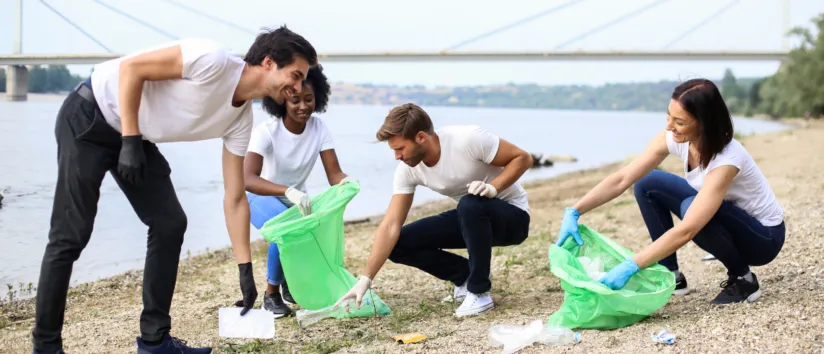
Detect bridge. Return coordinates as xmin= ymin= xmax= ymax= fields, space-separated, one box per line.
xmin=4 ymin=0 xmax=793 ymax=101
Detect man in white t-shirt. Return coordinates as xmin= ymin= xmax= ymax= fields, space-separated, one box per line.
xmin=31 ymin=27 xmax=318 ymax=354
xmin=334 ymin=103 xmax=533 ymax=317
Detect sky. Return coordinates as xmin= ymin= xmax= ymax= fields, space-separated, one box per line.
xmin=1 ymin=0 xmax=823 ymax=87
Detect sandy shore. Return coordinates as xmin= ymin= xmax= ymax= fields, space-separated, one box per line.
xmin=2 ymin=119 xmax=822 ymax=353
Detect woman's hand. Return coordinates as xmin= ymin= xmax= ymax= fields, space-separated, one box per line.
xmin=556 ymin=207 xmax=583 ymax=246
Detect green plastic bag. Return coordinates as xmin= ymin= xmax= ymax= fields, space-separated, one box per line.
xmin=547 ymin=224 xmax=675 ymax=330
xmin=259 ymin=181 xmax=391 ymax=318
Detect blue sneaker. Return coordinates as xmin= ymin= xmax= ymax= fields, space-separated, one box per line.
xmin=136 ymin=333 xmax=212 ymax=354
xmin=32 ymin=349 xmax=65 ymax=354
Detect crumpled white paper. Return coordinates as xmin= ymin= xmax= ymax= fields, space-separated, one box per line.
xmin=218 ymin=307 xmax=275 ymax=339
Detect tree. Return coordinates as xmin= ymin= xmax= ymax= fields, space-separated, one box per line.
xmin=758 ymin=13 xmax=824 ymax=118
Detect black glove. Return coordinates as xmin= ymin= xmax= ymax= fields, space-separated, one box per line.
xmin=118 ymin=135 xmax=147 ymax=185
xmin=237 ymin=262 xmax=258 ymax=316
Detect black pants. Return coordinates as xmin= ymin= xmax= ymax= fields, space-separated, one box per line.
xmin=32 ymin=80 xmax=188 ymax=351
xmin=388 ymin=194 xmax=530 ymax=294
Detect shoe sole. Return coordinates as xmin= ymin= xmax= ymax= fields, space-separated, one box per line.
xmin=455 ymin=302 xmax=494 ymax=317
xmin=261 ymin=301 xmax=292 ymax=318
xmin=746 ymin=289 xmax=762 ymax=302
xmin=673 ymin=287 xmax=691 ymax=296
xmin=442 ymin=295 xmax=466 ymax=303
xmin=711 ymin=289 xmax=762 ymax=305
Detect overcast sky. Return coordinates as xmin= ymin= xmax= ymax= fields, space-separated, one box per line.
xmin=1 ymin=0 xmax=823 ymax=86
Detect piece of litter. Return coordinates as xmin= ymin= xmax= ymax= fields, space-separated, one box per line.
xmin=218 ymin=307 xmax=275 ymax=339
xmin=650 ymin=329 xmax=676 ymax=344
xmin=393 ymin=333 xmax=426 ymax=344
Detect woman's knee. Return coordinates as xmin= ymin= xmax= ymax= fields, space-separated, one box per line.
xmin=633 ymin=169 xmax=666 ymax=199
xmin=679 ymin=196 xmax=696 ymax=218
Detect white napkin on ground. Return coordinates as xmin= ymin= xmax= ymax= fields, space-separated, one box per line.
xmin=218 ymin=307 xmax=276 ymax=339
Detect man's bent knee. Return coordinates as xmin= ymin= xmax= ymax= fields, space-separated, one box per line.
xmin=457 ymin=194 xmax=489 ymax=215
xmin=156 ymin=211 xmax=188 ymax=245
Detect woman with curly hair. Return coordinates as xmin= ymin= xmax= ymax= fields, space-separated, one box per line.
xmin=242 ymin=64 xmax=353 ymax=317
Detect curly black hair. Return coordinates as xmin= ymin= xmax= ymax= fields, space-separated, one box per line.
xmin=244 ymin=25 xmax=317 ymax=68
xmin=262 ymin=64 xmax=331 ymax=119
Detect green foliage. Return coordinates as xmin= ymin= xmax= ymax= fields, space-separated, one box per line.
xmin=0 ymin=65 xmax=84 ymax=94
xmin=28 ymin=65 xmax=85 ymax=93
xmin=755 ymin=13 xmax=824 ymax=118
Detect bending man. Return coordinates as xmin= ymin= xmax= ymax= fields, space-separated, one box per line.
xmin=32 ymin=27 xmax=317 ymax=354
xmin=335 ymin=103 xmax=533 ymax=317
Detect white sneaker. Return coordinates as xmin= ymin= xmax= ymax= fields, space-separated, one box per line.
xmin=455 ymin=292 xmax=494 ymax=317
xmin=441 ymin=281 xmax=468 ymax=303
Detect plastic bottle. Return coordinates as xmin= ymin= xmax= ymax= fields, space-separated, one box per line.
xmin=295 ymin=298 xmax=368 ymax=328
xmin=488 ymin=320 xmax=580 ymax=353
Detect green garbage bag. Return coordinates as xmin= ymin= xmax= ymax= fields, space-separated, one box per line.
xmin=547 ymin=224 xmax=675 ymax=330
xmin=259 ymin=181 xmax=391 ymax=318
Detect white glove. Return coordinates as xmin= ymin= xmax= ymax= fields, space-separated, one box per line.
xmin=337 ymin=176 xmax=356 ymax=185
xmin=285 ymin=187 xmax=312 ymax=216
xmin=334 ymin=275 xmax=371 ymax=310
xmin=467 ymin=181 xmax=498 ymax=198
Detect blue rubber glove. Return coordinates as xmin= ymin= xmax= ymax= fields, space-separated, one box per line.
xmin=598 ymin=259 xmax=641 ymax=290
xmin=556 ymin=207 xmax=583 ymax=246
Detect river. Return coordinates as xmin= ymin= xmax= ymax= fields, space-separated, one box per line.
xmin=0 ymin=96 xmax=790 ymax=297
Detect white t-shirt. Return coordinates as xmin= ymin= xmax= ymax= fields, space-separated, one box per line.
xmin=247 ymin=116 xmax=334 ymax=195
xmin=666 ymin=130 xmax=783 ymax=226
xmin=393 ymin=125 xmax=530 ymax=213
xmin=90 ymin=38 xmax=254 ymax=156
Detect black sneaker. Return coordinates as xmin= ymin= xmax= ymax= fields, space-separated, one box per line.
xmin=262 ymin=292 xmax=293 ymax=318
xmin=136 ymin=333 xmax=211 ymax=353
xmin=281 ymin=282 xmax=295 ymax=305
xmin=673 ymin=271 xmax=691 ymax=295
xmin=711 ymin=273 xmax=762 ymax=305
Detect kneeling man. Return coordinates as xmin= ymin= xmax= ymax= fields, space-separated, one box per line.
xmin=336 ymin=103 xmax=532 ymax=317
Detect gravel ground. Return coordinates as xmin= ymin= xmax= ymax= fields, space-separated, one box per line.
xmin=2 ymin=120 xmax=822 ymax=354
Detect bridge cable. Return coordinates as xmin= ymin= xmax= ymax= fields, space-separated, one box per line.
xmin=662 ymin=0 xmax=740 ymax=49
xmin=443 ymin=0 xmax=590 ymax=51
xmin=554 ymin=0 xmax=672 ymax=49
xmin=156 ymin=0 xmax=258 ymax=35
xmin=37 ymin=0 xmax=113 ymax=52
xmin=90 ymin=0 xmax=179 ymax=40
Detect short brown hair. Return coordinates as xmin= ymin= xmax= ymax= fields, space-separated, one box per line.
xmin=376 ymin=103 xmax=434 ymax=142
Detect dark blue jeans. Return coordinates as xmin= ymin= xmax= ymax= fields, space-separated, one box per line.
xmin=388 ymin=195 xmax=530 ymax=294
xmin=633 ymin=169 xmax=785 ymax=277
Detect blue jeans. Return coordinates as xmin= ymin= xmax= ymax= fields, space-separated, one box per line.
xmin=248 ymin=192 xmax=292 ymax=286
xmin=633 ymin=169 xmax=785 ymax=277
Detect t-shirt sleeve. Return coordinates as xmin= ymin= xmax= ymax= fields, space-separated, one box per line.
xmin=179 ymin=38 xmax=230 ymax=83
xmin=222 ymin=105 xmax=254 ymax=157
xmin=392 ymin=164 xmax=417 ymax=195
xmin=464 ymin=126 xmax=500 ymax=164
xmin=316 ymin=118 xmax=335 ymax=151
xmin=246 ymin=121 xmax=271 ymax=157
xmin=707 ymin=142 xmax=745 ymax=173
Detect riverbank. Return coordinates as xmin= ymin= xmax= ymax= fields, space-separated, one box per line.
xmin=2 ymin=119 xmax=822 ymax=353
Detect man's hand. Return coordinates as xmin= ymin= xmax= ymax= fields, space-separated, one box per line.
xmin=285 ymin=187 xmax=312 ymax=216
xmin=237 ymin=262 xmax=258 ymax=315
xmin=118 ymin=135 xmax=147 ymax=184
xmin=333 ymin=275 xmax=371 ymax=310
xmin=467 ymin=181 xmax=497 ymax=198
